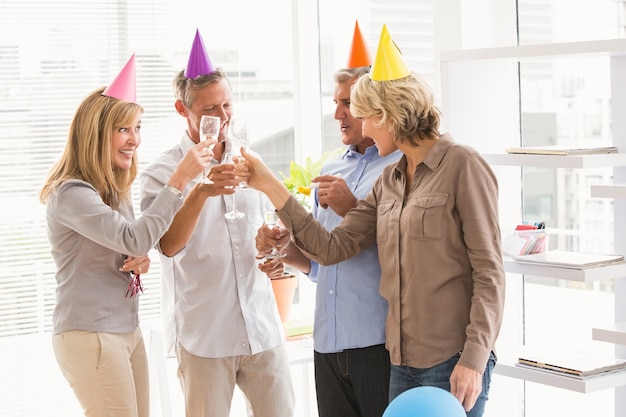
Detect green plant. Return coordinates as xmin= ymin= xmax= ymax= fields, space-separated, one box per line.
xmin=280 ymin=147 xmax=344 ymax=209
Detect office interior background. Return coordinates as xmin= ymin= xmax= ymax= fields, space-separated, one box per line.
xmin=1 ymin=0 xmax=625 ymax=416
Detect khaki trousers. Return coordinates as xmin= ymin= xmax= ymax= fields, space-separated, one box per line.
xmin=176 ymin=343 xmax=295 ymax=417
xmin=52 ymin=328 xmax=149 ymax=417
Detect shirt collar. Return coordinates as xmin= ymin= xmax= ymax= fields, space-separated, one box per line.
xmin=393 ymin=133 xmax=454 ymax=179
xmin=423 ymin=133 xmax=454 ymax=171
xmin=344 ymin=143 xmax=381 ymax=160
xmin=180 ymin=131 xmax=196 ymax=154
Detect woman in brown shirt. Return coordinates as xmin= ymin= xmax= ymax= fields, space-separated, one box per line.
xmin=236 ymin=30 xmax=505 ymax=417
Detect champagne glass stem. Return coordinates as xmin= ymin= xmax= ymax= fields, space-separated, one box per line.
xmin=223 ymin=152 xmax=246 ymax=219
xmin=232 ymin=194 xmax=240 ymax=215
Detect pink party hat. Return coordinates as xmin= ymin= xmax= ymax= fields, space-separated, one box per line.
xmin=346 ymin=20 xmax=372 ymax=69
xmin=102 ymin=54 xmax=137 ymax=103
xmin=185 ymin=29 xmax=215 ymax=79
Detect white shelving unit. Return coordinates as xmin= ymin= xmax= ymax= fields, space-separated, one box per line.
xmin=591 ymin=184 xmax=626 ymax=199
xmin=503 ymin=258 xmax=626 ymax=283
xmin=498 ymin=256 xmax=626 ymax=393
xmin=440 ymin=38 xmax=626 ymax=415
xmin=495 ymin=361 xmax=626 ymax=394
xmin=483 ymin=153 xmax=626 ymax=169
xmin=593 ymin=322 xmax=626 ymax=346
xmin=591 ymin=177 xmax=626 ymax=348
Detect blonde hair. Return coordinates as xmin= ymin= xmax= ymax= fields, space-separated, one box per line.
xmin=39 ymin=87 xmax=143 ymax=208
xmin=350 ymin=72 xmax=441 ymax=145
xmin=172 ymin=67 xmax=230 ymax=108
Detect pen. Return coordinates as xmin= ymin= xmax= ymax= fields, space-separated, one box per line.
xmin=297 ymin=173 xmax=342 ymax=196
xmin=297 ymin=183 xmax=318 ymax=196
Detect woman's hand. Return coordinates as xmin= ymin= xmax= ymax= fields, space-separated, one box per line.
xmin=235 ymin=147 xmax=292 ymax=210
xmin=120 ymin=255 xmax=151 ymax=275
xmin=450 ymin=364 xmax=482 ymax=412
xmin=233 ymin=147 xmax=275 ymax=192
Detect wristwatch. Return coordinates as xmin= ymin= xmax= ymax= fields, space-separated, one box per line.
xmin=164 ymin=185 xmax=184 ymax=200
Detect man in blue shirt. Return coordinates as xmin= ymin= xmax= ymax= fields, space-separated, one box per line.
xmin=257 ymin=32 xmax=402 ymax=414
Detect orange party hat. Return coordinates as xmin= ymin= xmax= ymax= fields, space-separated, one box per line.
xmin=346 ymin=20 xmax=372 ymax=69
xmin=370 ymin=24 xmax=410 ymax=81
xmin=102 ymin=53 xmax=136 ymax=103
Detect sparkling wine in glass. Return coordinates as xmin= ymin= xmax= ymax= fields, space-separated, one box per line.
xmin=228 ymin=118 xmax=249 ymax=188
xmin=223 ymin=153 xmax=245 ymax=220
xmin=199 ymin=115 xmax=220 ymax=184
xmin=263 ymin=210 xmax=287 ymax=259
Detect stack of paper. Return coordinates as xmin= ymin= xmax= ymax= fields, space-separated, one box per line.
xmin=517 ymin=345 xmax=626 ymax=379
xmin=505 ymin=145 xmax=618 ymax=156
xmin=514 ymin=250 xmax=624 ymax=269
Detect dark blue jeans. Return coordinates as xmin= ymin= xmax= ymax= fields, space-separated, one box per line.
xmin=389 ymin=352 xmax=496 ymax=417
xmin=314 ymin=344 xmax=391 ymax=417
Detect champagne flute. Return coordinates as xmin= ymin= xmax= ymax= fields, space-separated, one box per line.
xmin=228 ymin=118 xmax=249 ymax=188
xmin=223 ymin=152 xmax=245 ymax=220
xmin=263 ymin=210 xmax=287 ymax=259
xmin=199 ymin=115 xmax=220 ymax=184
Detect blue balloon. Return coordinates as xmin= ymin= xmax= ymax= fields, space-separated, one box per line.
xmin=383 ymin=386 xmax=466 ymax=417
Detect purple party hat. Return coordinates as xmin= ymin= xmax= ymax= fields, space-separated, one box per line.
xmin=185 ymin=29 xmax=215 ymax=79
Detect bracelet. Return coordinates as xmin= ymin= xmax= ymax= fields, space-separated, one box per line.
xmin=164 ymin=185 xmax=184 ymax=200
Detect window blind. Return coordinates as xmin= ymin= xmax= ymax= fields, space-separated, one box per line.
xmin=0 ymin=0 xmax=438 ymax=415
xmin=0 ymin=0 xmax=302 ymax=414
xmin=0 ymin=2 xmax=179 ymax=415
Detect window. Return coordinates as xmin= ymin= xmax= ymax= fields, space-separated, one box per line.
xmin=0 ymin=1 xmax=296 ymax=415
xmin=446 ymin=1 xmax=624 ymax=416
xmin=2 ymin=1 xmax=440 ymax=415
xmin=5 ymin=1 xmax=622 ymax=416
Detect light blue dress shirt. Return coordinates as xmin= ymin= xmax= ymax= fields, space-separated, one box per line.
xmin=309 ymin=145 xmax=401 ymax=353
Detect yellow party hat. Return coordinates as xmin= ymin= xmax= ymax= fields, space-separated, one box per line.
xmin=370 ymin=24 xmax=410 ymax=81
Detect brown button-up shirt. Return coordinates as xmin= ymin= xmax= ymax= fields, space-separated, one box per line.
xmin=279 ymin=134 xmax=505 ymax=373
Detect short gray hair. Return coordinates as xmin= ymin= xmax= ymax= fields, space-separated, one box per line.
xmin=172 ymin=68 xmax=230 ymax=108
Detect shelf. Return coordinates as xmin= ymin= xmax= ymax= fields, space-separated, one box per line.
xmin=495 ymin=361 xmax=626 ymax=393
xmin=482 ymin=152 xmax=626 ymax=169
xmin=440 ymin=38 xmax=626 ymax=63
xmin=591 ymin=184 xmax=626 ymax=199
xmin=503 ymin=258 xmax=626 ymax=282
xmin=593 ymin=322 xmax=626 ymax=346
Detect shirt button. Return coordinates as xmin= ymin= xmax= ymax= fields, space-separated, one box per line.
xmin=329 ymin=290 xmax=334 ymax=295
